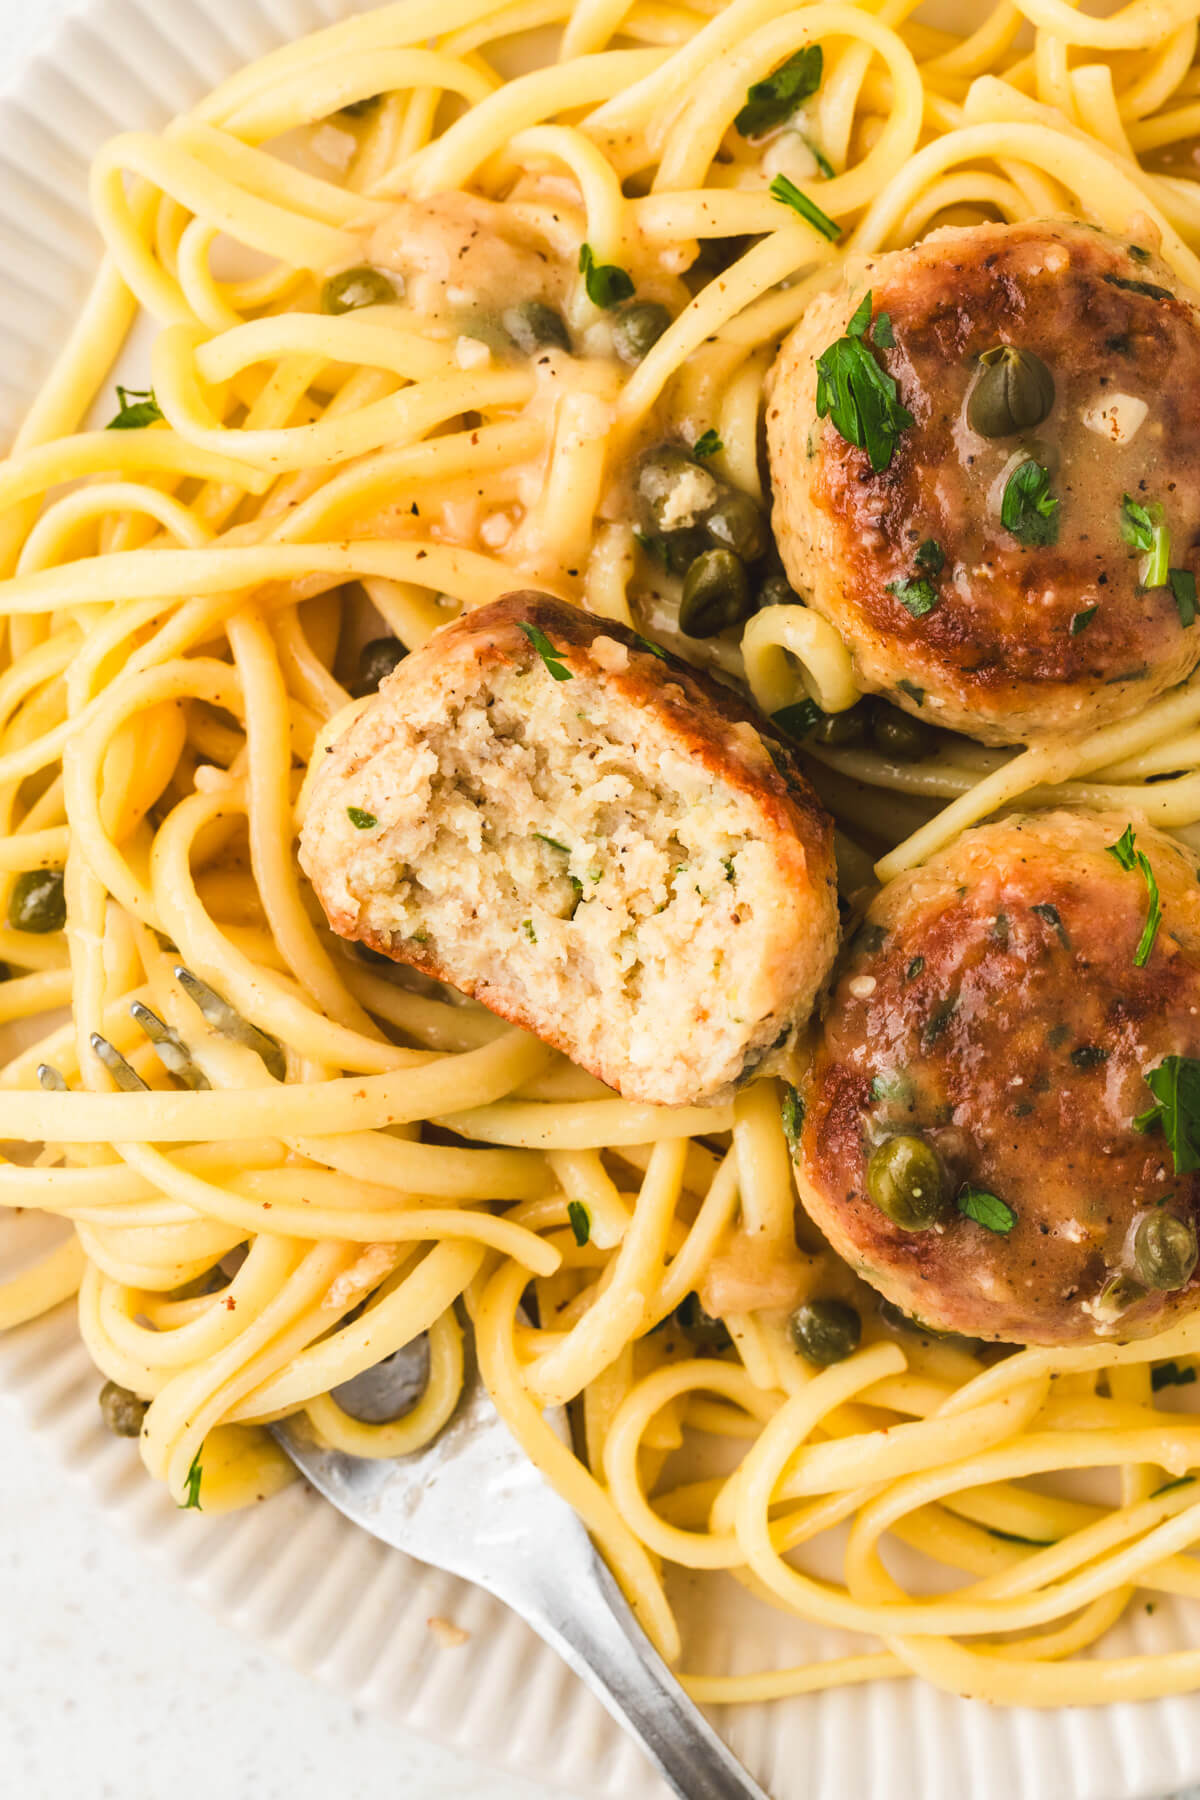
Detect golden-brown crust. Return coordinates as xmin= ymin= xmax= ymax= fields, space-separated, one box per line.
xmin=768 ymin=221 xmax=1200 ymax=744
xmin=301 ymin=593 xmax=838 ymax=1104
xmin=798 ymin=810 xmax=1200 ymax=1345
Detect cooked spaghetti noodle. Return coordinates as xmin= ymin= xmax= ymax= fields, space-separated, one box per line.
xmin=2 ymin=0 xmax=1200 ymax=1712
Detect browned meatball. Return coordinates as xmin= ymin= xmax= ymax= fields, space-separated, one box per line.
xmin=797 ymin=810 xmax=1200 ymax=1345
xmin=767 ymin=221 xmax=1200 ymax=745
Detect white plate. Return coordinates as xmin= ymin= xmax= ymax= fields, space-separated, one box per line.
xmin=0 ymin=3 xmax=1198 ymax=1796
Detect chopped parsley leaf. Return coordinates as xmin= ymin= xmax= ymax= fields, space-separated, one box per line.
xmin=578 ymin=242 xmax=634 ymax=309
xmin=1070 ymin=1045 xmax=1109 ymax=1070
xmin=914 ymin=539 xmax=944 ymax=576
xmin=871 ymin=1071 xmax=913 ymax=1105
xmin=769 ymin=173 xmax=840 ymax=241
xmin=810 ymin=142 xmax=835 ymax=180
xmin=957 ymin=1185 xmax=1016 ymax=1234
xmin=781 ymin=1083 xmax=805 ymax=1157
xmin=1121 ymin=492 xmax=1170 ymax=587
xmin=773 ymin=698 xmax=823 ymax=739
xmin=1133 ymin=1055 xmax=1200 ymax=1172
xmin=1107 ymin=824 xmax=1162 ymax=966
xmin=518 ymin=620 xmax=572 ymax=681
xmin=906 ymin=956 xmax=925 ymax=981
xmin=897 ymin=678 xmax=925 ymax=706
xmin=735 ymin=44 xmax=822 ymax=137
xmin=630 ymin=630 xmax=668 ymax=660
xmin=182 ymin=1451 xmax=203 ymax=1510
xmin=871 ymin=311 xmax=895 ymax=348
xmin=1170 ymin=566 xmax=1197 ymax=627
xmin=346 ymin=806 xmax=378 ymax=830
xmin=922 ymin=998 xmax=956 ymax=1048
xmin=1070 ymin=607 xmax=1097 ymax=636
xmin=815 ymin=290 xmax=913 ymax=473
xmin=521 ymin=919 xmax=537 ymax=943
xmin=693 ymin=428 xmax=723 ymax=458
xmin=1151 ymin=1359 xmax=1197 ymax=1392
xmin=1104 ymin=272 xmax=1173 ymax=302
xmin=886 ymin=576 xmax=939 ymax=618
xmin=535 ymin=833 xmax=570 ymax=853
xmin=108 ymin=385 xmax=164 ymax=430
xmin=985 ymin=1526 xmax=1056 ymax=1546
xmin=567 ymin=1200 xmax=591 ymax=1246
xmin=1031 ymin=900 xmax=1069 ymax=947
xmin=1001 ymin=459 xmax=1059 ymax=547
xmin=1129 ymin=244 xmax=1152 ymax=264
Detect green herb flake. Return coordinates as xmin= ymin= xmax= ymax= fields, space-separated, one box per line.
xmin=630 ymin=630 xmax=668 ymax=660
xmin=1129 ymin=245 xmax=1152 ymax=264
xmin=1070 ymin=607 xmax=1097 ymax=636
xmin=1170 ymin=566 xmax=1197 ymax=627
xmin=922 ymin=997 xmax=956 ymax=1048
xmin=182 ymin=1451 xmax=203 ymax=1510
xmin=518 ymin=619 xmax=573 ymax=681
xmin=346 ymin=806 xmax=378 ymax=830
xmin=897 ymin=678 xmax=925 ymax=706
xmin=521 ymin=919 xmax=537 ymax=943
xmin=108 ymin=385 xmax=164 ymax=430
xmin=578 ymin=242 xmax=635 ymax=310
xmin=906 ymin=956 xmax=925 ymax=981
xmin=1151 ymin=1359 xmax=1198 ymax=1392
xmin=781 ymin=1083 xmax=805 ymax=1157
xmin=1133 ymin=1055 xmax=1200 ymax=1172
xmin=1070 ymin=1045 xmax=1109 ymax=1070
xmin=769 ymin=174 xmax=840 ymax=242
xmin=1106 ymin=825 xmax=1161 ymax=966
xmin=535 ymin=832 xmax=571 ymax=853
xmin=735 ymin=44 xmax=822 ymax=137
xmin=1030 ymin=901 xmax=1069 ymax=948
xmin=815 ymin=290 xmax=913 ymax=473
xmin=773 ymin=698 xmax=823 ymax=739
xmin=1001 ymin=459 xmax=1059 ymax=548
xmin=886 ymin=576 xmax=939 ymax=618
xmin=871 ymin=1071 xmax=912 ymax=1105
xmin=914 ymin=539 xmax=944 ymax=576
xmin=810 ymin=141 xmax=835 ymax=179
xmin=957 ymin=1185 xmax=1017 ymax=1234
xmin=693 ymin=429 xmax=723 ymax=459
xmin=872 ymin=312 xmax=895 ymax=348
xmin=985 ymin=1526 xmax=1056 ymax=1546
xmin=1121 ymin=492 xmax=1170 ymax=588
xmin=1104 ymin=272 xmax=1173 ymax=302
xmin=1151 ymin=1474 xmax=1197 ymax=1498
xmin=567 ymin=1200 xmax=591 ymax=1246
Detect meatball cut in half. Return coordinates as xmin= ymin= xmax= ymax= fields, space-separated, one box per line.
xmin=767 ymin=220 xmax=1200 ymax=746
xmin=300 ymin=593 xmax=838 ymax=1108
xmin=797 ymin=810 xmax=1200 ymax=1346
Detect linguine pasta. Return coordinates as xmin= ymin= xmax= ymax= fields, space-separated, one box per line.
xmin=4 ymin=0 xmax=1200 ymax=1712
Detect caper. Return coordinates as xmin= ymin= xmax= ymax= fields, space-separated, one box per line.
xmin=789 ymin=1298 xmax=862 ymax=1366
xmin=1134 ymin=1211 xmax=1199 ymax=1292
xmin=1094 ymin=1273 xmax=1146 ymax=1323
xmin=355 ymin=635 xmax=408 ymax=696
xmin=502 ymin=300 xmax=570 ymax=355
xmin=967 ymin=345 xmax=1056 ymax=438
xmin=320 ymin=265 xmax=399 ymax=315
xmin=8 ymin=868 xmax=65 ymax=934
xmin=99 ymin=1381 xmax=148 ymax=1439
xmin=869 ymin=701 xmax=938 ymax=762
xmin=679 ymin=549 xmax=752 ymax=637
xmin=704 ymin=488 xmax=768 ymax=564
xmin=866 ymin=1135 xmax=947 ymax=1230
xmin=812 ymin=703 xmax=868 ymax=748
xmin=756 ymin=570 xmax=802 ymax=609
xmin=674 ymin=1291 xmax=733 ymax=1351
xmin=614 ymin=300 xmax=672 ymax=364
xmin=635 ymin=445 xmax=717 ymax=536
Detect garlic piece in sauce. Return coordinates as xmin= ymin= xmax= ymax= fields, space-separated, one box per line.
xmin=1081 ymin=392 xmax=1149 ymax=445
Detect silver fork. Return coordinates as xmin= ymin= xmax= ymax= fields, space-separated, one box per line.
xmin=272 ymin=1327 xmax=771 ymax=1800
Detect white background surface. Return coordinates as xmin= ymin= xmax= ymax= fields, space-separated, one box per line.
xmin=0 ymin=0 xmax=552 ymax=1795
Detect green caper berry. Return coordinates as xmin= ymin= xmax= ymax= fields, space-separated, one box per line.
xmin=502 ymin=300 xmax=570 ymax=355
xmin=674 ymin=1291 xmax=733 ymax=1351
xmin=8 ymin=868 xmax=66 ymax=934
xmin=320 ymin=265 xmax=398 ymax=315
xmin=704 ymin=487 xmax=768 ymax=563
xmin=614 ymin=300 xmax=672 ymax=364
xmin=789 ymin=1298 xmax=862 ymax=1366
xmin=811 ymin=704 xmax=868 ymax=748
xmin=866 ymin=1135 xmax=947 ymax=1230
xmin=99 ymin=1381 xmax=148 ymax=1439
xmin=679 ymin=549 xmax=752 ymax=637
xmin=869 ymin=702 xmax=938 ymax=761
xmin=1134 ymin=1211 xmax=1199 ymax=1291
xmin=756 ymin=570 xmax=802 ymax=609
xmin=967 ymin=345 xmax=1056 ymax=438
xmin=635 ymin=445 xmax=714 ymax=534
xmin=1094 ymin=1272 xmax=1147 ymax=1322
xmin=355 ymin=635 xmax=408 ymax=696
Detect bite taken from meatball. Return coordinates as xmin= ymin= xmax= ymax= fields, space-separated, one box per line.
xmin=300 ymin=593 xmax=839 ymax=1109
xmin=797 ymin=809 xmax=1200 ymax=1346
xmin=767 ymin=220 xmax=1200 ymax=746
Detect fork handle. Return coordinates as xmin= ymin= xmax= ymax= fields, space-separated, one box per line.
xmin=508 ymin=1551 xmax=772 ymax=1800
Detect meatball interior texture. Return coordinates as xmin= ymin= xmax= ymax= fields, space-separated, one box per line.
xmin=797 ymin=810 xmax=1200 ymax=1345
xmin=767 ymin=220 xmax=1200 ymax=745
xmin=300 ymin=592 xmax=838 ymax=1109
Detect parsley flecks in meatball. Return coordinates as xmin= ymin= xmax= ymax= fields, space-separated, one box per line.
xmin=797 ymin=810 xmax=1200 ymax=1345
xmin=767 ymin=220 xmax=1200 ymax=745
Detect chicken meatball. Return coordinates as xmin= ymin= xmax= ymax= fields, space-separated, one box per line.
xmin=796 ymin=810 xmax=1200 ymax=1345
xmin=767 ymin=220 xmax=1200 ymax=745
xmin=300 ymin=593 xmax=838 ymax=1108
